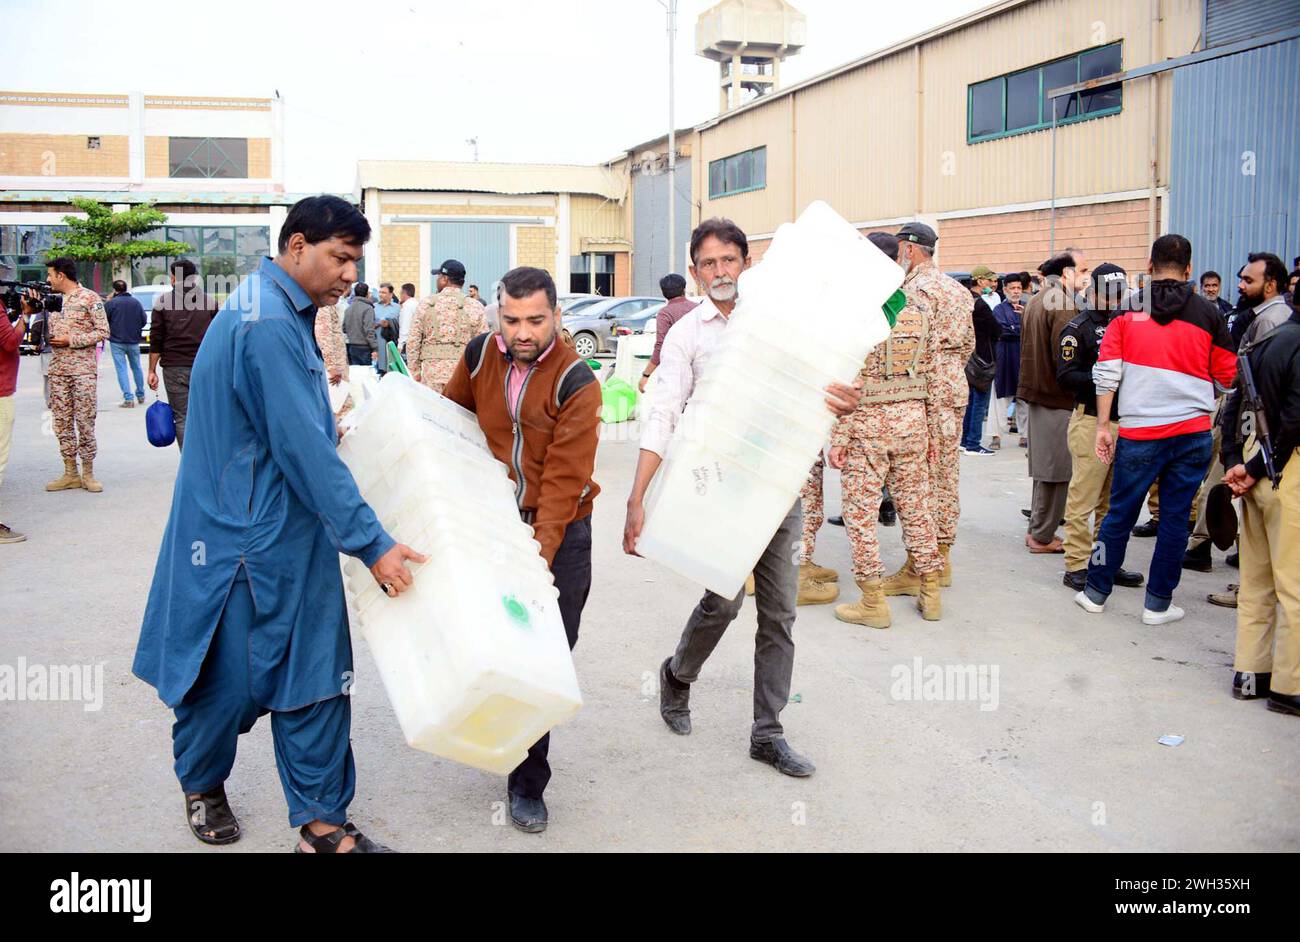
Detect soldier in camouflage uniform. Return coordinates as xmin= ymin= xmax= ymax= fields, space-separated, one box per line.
xmin=831 ymin=232 xmax=944 ymax=628
xmin=880 ymin=222 xmax=973 ymax=596
xmin=407 ymin=259 xmax=488 ymax=394
xmin=43 ymin=258 xmax=109 ymax=493
xmin=314 ymin=303 xmax=353 ymax=419
xmin=796 ymin=453 xmax=839 ymax=605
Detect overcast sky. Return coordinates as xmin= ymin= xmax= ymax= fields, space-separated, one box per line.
xmin=5 ymin=0 xmax=988 ymax=192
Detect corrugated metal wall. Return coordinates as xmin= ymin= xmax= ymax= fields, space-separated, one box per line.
xmin=569 ymin=193 xmax=626 ymax=254
xmin=1169 ymin=37 xmax=1300 ymax=292
xmin=632 ymin=155 xmax=693 ymax=295
xmin=694 ymin=0 xmax=1201 ymax=234
xmin=1205 ymin=0 xmax=1300 ymax=47
xmin=428 ymin=221 xmax=510 ymax=299
xmin=791 ymin=58 xmax=917 ymax=222
xmin=920 ymin=0 xmax=1196 ymax=212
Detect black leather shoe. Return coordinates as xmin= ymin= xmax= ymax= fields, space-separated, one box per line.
xmin=878 ymin=499 xmax=897 ymax=527
xmin=508 ymin=792 xmax=548 ymax=833
xmin=1132 ymin=519 xmax=1159 ymax=538
xmin=1226 ymin=551 xmax=1239 ymax=569
xmin=1114 ymin=568 xmax=1145 ymax=588
xmin=827 ymin=515 xmax=845 ymax=527
xmin=749 ymin=737 xmax=816 ymax=777
xmin=1181 ymin=542 xmax=1212 ymax=572
xmin=1021 ymin=508 xmax=1031 ymax=518
xmin=1233 ymin=671 xmax=1271 ymax=700
xmin=659 ymin=657 xmax=691 ymax=735
xmin=1266 ymin=691 xmax=1300 ymax=716
xmin=1063 ymin=569 xmax=1086 ymax=590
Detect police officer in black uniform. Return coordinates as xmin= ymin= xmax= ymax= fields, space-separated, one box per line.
xmin=1056 ymin=262 xmax=1145 ymax=591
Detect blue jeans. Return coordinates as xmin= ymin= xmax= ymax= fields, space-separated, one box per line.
xmin=961 ymin=383 xmax=991 ymax=450
xmin=1085 ymin=431 xmax=1213 ymax=611
xmin=110 ymin=341 xmax=145 ymax=402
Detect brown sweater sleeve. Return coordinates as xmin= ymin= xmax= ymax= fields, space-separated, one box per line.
xmin=441 ymin=353 xmax=476 ymax=413
xmin=532 ymin=379 xmax=601 ymax=566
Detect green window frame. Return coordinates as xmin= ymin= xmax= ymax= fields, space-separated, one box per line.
xmin=967 ymin=42 xmax=1123 ymax=144
xmin=708 ymin=146 xmax=767 ymax=199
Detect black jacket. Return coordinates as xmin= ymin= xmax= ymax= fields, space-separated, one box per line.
xmin=1220 ymin=313 xmax=1300 ymax=484
xmin=1055 ymin=305 xmax=1120 ymax=419
xmin=971 ymin=297 xmax=1000 ymax=364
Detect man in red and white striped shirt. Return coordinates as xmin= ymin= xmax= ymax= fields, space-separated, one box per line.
xmin=1074 ymin=234 xmax=1237 ymax=626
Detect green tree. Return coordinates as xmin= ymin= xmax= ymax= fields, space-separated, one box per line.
xmin=49 ymin=198 xmax=192 ymax=282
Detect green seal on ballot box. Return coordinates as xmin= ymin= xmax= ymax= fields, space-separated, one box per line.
xmin=503 ymin=595 xmax=531 ymax=628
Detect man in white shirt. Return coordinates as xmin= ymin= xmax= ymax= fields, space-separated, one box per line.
xmin=622 ymin=217 xmax=861 ymax=777
xmin=397 ymin=282 xmax=418 ymax=356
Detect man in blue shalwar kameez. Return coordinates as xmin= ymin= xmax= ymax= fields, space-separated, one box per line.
xmin=134 ymin=195 xmax=426 ymax=854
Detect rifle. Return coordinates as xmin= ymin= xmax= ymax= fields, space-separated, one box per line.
xmin=1236 ymin=352 xmax=1279 ymax=488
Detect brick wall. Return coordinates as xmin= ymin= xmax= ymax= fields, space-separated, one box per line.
xmin=516 ymin=225 xmax=557 ymax=277
xmin=614 ymin=251 xmax=630 ymax=296
xmin=381 ymin=224 xmax=420 ymax=293
xmin=145 ymin=136 xmax=168 ymax=177
xmin=247 ymin=139 xmax=271 ymax=178
xmin=936 ymin=199 xmax=1157 ymax=276
xmin=0 ymin=133 xmax=128 ymax=176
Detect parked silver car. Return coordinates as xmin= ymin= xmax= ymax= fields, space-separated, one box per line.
xmin=562 ymin=296 xmax=664 ymax=358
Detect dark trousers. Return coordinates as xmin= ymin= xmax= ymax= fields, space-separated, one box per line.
xmin=961 ymin=383 xmax=992 ymax=450
xmin=346 ymin=344 xmax=371 ymax=366
xmin=1086 ymin=431 xmax=1213 ymax=611
xmin=507 ymin=515 xmax=593 ymax=800
xmin=162 ymin=366 xmax=192 ymax=451
xmin=171 ymin=575 xmax=356 ymax=827
xmin=671 ymin=499 xmax=801 ymax=742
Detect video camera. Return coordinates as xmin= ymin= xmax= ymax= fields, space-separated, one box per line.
xmin=0 ymin=279 xmax=62 ymax=323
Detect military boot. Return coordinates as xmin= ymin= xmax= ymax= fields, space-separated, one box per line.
xmin=916 ymin=572 xmax=942 ymax=621
xmin=834 ymin=578 xmax=891 ymax=629
xmin=80 ymin=460 xmax=103 ymax=493
xmin=45 ymin=460 xmax=83 ymax=492
xmin=938 ymin=544 xmax=952 ymax=587
xmin=797 ymin=574 xmax=838 ymax=606
xmin=800 ymin=560 xmax=838 ymax=583
xmin=880 ymin=554 xmax=920 ymax=596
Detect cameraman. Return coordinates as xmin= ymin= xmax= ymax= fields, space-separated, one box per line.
xmin=1 ymin=293 xmax=31 ymax=543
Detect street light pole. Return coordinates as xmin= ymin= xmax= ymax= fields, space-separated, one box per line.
xmin=662 ymin=0 xmax=678 ymax=274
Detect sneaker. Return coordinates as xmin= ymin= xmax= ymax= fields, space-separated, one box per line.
xmin=1073 ymin=591 xmax=1104 ymax=614
xmin=967 ymin=446 xmax=994 ymax=456
xmin=0 ymin=523 xmax=26 ymax=544
xmin=1142 ymin=605 xmax=1185 ymax=626
xmin=119 ymin=400 xmax=135 ymax=409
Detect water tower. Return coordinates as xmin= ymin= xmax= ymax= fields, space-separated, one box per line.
xmin=696 ymin=0 xmax=806 ymax=113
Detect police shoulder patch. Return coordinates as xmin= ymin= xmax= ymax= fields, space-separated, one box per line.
xmin=1060 ymin=334 xmax=1079 ymax=361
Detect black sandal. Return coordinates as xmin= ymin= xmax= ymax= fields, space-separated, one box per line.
xmin=294 ymin=822 xmax=396 ymax=853
xmin=184 ymin=785 xmax=241 ymax=845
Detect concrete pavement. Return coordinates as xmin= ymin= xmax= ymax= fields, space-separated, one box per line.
xmin=1 ymin=356 xmax=1296 ymax=852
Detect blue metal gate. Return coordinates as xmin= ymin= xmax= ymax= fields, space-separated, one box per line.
xmin=428 ymin=221 xmax=510 ymax=301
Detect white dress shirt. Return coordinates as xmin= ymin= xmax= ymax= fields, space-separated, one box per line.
xmin=398 ymin=296 xmax=419 ymax=349
xmin=640 ymin=294 xmax=730 ymax=458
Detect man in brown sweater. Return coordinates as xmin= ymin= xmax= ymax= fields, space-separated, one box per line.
xmin=442 ymin=266 xmax=601 ymax=835
xmin=1017 ymin=250 xmax=1088 ymax=551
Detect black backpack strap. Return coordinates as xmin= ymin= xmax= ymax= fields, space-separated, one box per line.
xmin=466 ymin=332 xmax=491 ymax=378
xmin=555 ymin=357 xmax=597 ymax=409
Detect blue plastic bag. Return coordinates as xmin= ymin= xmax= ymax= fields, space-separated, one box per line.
xmin=146 ymin=398 xmax=176 ymax=447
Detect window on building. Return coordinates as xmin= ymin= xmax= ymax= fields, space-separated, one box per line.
xmin=168 ymin=137 xmax=249 ymax=178
xmin=967 ymin=42 xmax=1122 ymax=143
xmin=708 ymin=146 xmax=767 ymax=199
xmin=570 ymin=254 xmax=614 ymax=296
xmin=131 ymin=225 xmax=270 ymax=299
